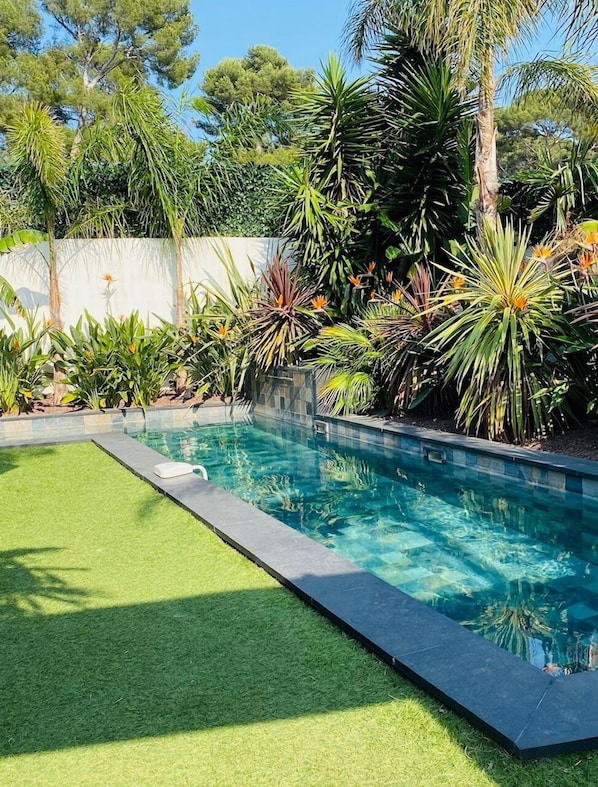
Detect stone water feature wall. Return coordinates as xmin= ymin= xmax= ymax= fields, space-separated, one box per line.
xmin=250 ymin=366 xmax=317 ymax=428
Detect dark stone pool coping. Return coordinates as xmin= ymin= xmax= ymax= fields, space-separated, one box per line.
xmin=89 ymin=431 xmax=598 ymax=760
xmin=337 ymin=414 xmax=598 ymax=480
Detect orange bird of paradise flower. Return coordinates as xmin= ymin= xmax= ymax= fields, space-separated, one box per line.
xmin=452 ymin=276 xmax=465 ymax=289
xmin=579 ymin=251 xmax=595 ymax=270
xmin=311 ymin=295 xmax=328 ymax=310
xmin=532 ymin=245 xmax=552 ymax=260
xmin=349 ymin=275 xmax=362 ymax=287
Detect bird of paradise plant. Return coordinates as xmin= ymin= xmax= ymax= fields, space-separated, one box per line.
xmin=181 ymin=245 xmax=259 ymax=400
xmin=0 ymin=314 xmax=50 ymax=415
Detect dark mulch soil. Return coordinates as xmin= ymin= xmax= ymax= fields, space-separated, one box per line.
xmin=23 ymin=392 xmax=219 ymax=417
xmin=392 ymin=414 xmax=598 ymax=462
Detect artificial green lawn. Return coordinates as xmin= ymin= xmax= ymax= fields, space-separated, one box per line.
xmin=0 ymin=443 xmax=597 ymax=786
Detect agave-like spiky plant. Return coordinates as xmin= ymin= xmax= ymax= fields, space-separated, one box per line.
xmin=248 ymin=256 xmax=325 ymax=370
xmin=427 ymin=220 xmax=571 ymax=442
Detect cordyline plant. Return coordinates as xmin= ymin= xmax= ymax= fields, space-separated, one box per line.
xmin=427 ymin=220 xmax=572 ymax=443
xmin=247 ymin=256 xmax=327 ymax=370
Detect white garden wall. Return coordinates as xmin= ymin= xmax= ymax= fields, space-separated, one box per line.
xmin=0 ymin=236 xmax=278 ymax=330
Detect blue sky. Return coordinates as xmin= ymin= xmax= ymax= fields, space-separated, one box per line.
xmin=187 ymin=2 xmax=568 ymax=94
xmin=189 ymin=0 xmax=361 ymax=88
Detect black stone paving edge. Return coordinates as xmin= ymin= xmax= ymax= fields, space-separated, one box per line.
xmin=91 ymin=432 xmax=598 ymax=759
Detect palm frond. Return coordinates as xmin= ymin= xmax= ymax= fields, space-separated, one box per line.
xmin=502 ymin=56 xmax=598 ymax=124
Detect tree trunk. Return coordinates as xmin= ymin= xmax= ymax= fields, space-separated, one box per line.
xmin=475 ymin=73 xmax=499 ymax=232
xmin=174 ymin=233 xmax=186 ymax=329
xmin=47 ymin=216 xmax=66 ymax=404
xmin=47 ymin=217 xmax=62 ymax=331
xmin=70 ymin=107 xmax=88 ymax=159
xmin=174 ymin=233 xmax=188 ymax=394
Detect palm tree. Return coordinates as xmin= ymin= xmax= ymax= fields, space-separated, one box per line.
xmin=6 ymin=103 xmax=70 ymax=329
xmin=345 ymin=1 xmax=598 ymax=227
xmin=110 ymin=84 xmax=221 ymax=330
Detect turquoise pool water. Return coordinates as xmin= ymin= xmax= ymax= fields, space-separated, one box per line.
xmin=136 ymin=419 xmax=598 ymax=674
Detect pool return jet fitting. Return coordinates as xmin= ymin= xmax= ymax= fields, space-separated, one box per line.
xmin=154 ymin=462 xmax=208 ymax=480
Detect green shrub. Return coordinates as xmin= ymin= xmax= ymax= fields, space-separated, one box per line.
xmin=181 ymin=289 xmax=251 ymax=400
xmin=0 ymin=316 xmax=50 ymax=415
xmin=53 ymin=312 xmax=180 ymax=409
xmin=181 ymin=251 xmax=259 ymax=399
xmin=307 ymin=322 xmax=382 ymax=415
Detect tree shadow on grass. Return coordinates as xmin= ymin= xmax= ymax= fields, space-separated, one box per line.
xmin=0 ymin=584 xmax=402 ymax=757
xmin=0 ymin=548 xmax=90 ymax=620
xmin=2 ymin=559 xmax=596 ymax=784
xmin=0 ymin=446 xmax=58 ymax=477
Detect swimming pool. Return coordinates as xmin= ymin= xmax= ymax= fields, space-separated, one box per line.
xmin=135 ymin=418 xmax=598 ymax=676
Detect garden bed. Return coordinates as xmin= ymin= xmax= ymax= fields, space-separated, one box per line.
xmin=391 ymin=414 xmax=598 ymax=462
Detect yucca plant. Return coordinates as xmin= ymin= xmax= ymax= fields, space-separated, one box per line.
xmin=247 ymin=256 xmax=325 ymax=370
xmin=374 ymin=32 xmax=474 ymax=262
xmin=427 ymin=220 xmax=570 ymax=442
xmin=277 ymin=55 xmax=381 ymax=309
xmin=0 ymin=315 xmax=50 ymax=415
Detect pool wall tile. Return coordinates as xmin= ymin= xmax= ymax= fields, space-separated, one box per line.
xmin=0 ymin=402 xmax=245 ymax=447
xmin=314 ymin=415 xmax=598 ymax=503
xmin=583 ymin=478 xmax=598 ymax=497
xmin=248 ymin=366 xmax=316 ymax=429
